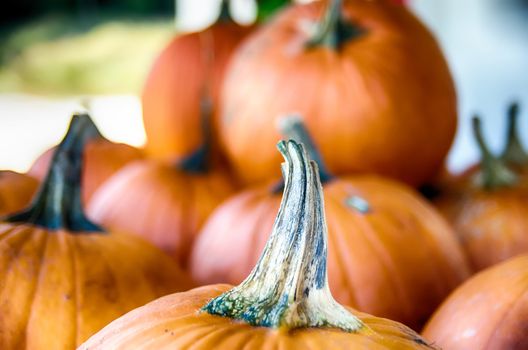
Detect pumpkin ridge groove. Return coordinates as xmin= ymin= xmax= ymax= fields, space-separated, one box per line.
xmin=23 ymin=230 xmax=50 ymax=349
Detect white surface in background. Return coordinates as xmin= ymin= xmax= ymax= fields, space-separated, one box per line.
xmin=0 ymin=95 xmax=145 ymax=172
xmin=1 ymin=0 xmax=528 ymax=174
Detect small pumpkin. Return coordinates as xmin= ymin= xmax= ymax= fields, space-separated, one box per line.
xmin=434 ymin=116 xmax=528 ymax=271
xmin=423 ymin=254 xmax=528 ymax=349
xmin=0 ymin=114 xmax=190 ymax=350
xmin=219 ymin=0 xmax=457 ymax=186
xmin=80 ymin=140 xmax=435 ymax=350
xmin=87 ymin=105 xmax=236 ymax=266
xmin=0 ymin=171 xmax=38 ymax=216
xmin=28 ymin=115 xmax=143 ymax=204
xmin=142 ymin=0 xmax=253 ymax=162
xmin=190 ymin=117 xmax=470 ymax=330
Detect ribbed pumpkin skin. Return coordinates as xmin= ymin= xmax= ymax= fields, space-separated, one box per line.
xmin=434 ymin=175 xmax=528 ymax=271
xmin=220 ymin=0 xmax=457 ymax=187
xmin=142 ymin=22 xmax=252 ymax=161
xmin=190 ymin=176 xmax=471 ymax=330
xmin=0 ymin=171 xmax=38 ymax=216
xmin=0 ymin=223 xmax=191 ymax=350
xmin=423 ymin=255 xmax=528 ymax=350
xmin=87 ymin=160 xmax=235 ymax=266
xmin=80 ymin=284 xmax=434 ymax=350
xmin=28 ymin=141 xmax=143 ymax=203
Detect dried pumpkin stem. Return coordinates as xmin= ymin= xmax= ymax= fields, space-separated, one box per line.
xmin=178 ymin=96 xmax=213 ymax=173
xmin=5 ymin=114 xmax=104 ymax=233
xmin=204 ymin=140 xmax=364 ymax=332
xmin=472 ymin=116 xmax=517 ymax=190
xmin=218 ymin=0 xmax=233 ymax=23
xmin=306 ymin=0 xmax=364 ymax=50
xmin=501 ymin=102 xmax=528 ymax=166
xmin=279 ymin=115 xmax=333 ymax=183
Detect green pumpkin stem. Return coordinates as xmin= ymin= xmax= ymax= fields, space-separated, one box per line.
xmin=5 ymin=114 xmax=104 ymax=233
xmin=217 ymin=0 xmax=233 ymax=23
xmin=203 ymin=140 xmax=364 ymax=332
xmin=306 ymin=0 xmax=365 ymax=50
xmin=501 ymin=102 xmax=528 ymax=166
xmin=472 ymin=116 xmax=517 ymax=190
xmin=177 ymin=96 xmax=213 ymax=173
xmin=279 ymin=115 xmax=333 ymax=183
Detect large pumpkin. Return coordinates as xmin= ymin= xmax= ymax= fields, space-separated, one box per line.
xmin=0 ymin=171 xmax=38 ymax=216
xmin=435 ymin=116 xmax=528 ymax=271
xmin=87 ymin=107 xmax=236 ymax=266
xmin=80 ymin=140 xmax=435 ymax=350
xmin=190 ymin=117 xmax=470 ymax=330
xmin=423 ymin=254 xmax=528 ymax=349
xmin=0 ymin=114 xmax=190 ymax=350
xmin=28 ymin=115 xmax=142 ymax=204
xmin=142 ymin=0 xmax=253 ymax=162
xmin=219 ymin=0 xmax=457 ymax=186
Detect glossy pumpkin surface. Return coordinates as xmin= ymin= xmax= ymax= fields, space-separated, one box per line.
xmin=220 ymin=0 xmax=457 ymax=186
xmin=80 ymin=140 xmax=435 ymax=350
xmin=423 ymin=255 xmax=528 ymax=350
xmin=0 ymin=171 xmax=38 ymax=216
xmin=142 ymin=4 xmax=253 ymax=161
xmin=88 ymin=159 xmax=235 ymax=265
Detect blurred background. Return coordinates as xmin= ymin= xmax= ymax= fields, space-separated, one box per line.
xmin=1 ymin=0 xmax=528 ymax=173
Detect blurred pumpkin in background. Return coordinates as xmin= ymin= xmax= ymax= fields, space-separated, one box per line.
xmin=190 ymin=117 xmax=470 ymax=330
xmin=88 ymin=100 xmax=236 ymax=266
xmin=0 ymin=115 xmax=190 ymax=350
xmin=435 ymin=116 xmax=528 ymax=271
xmin=0 ymin=171 xmax=38 ymax=216
xmin=142 ymin=0 xmax=253 ymax=163
xmin=423 ymin=254 xmax=528 ymax=350
xmin=28 ymin=113 xmax=143 ymax=204
xmin=219 ymin=0 xmax=457 ymax=187
xmin=80 ymin=140 xmax=435 ymax=350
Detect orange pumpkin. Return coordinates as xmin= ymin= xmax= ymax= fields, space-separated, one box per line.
xmin=219 ymin=0 xmax=457 ymax=187
xmin=190 ymin=117 xmax=470 ymax=330
xmin=423 ymin=254 xmax=528 ymax=349
xmin=435 ymin=116 xmax=528 ymax=271
xmin=87 ymin=105 xmax=236 ymax=266
xmin=28 ymin=116 xmax=142 ymax=204
xmin=0 ymin=171 xmax=38 ymax=216
xmin=142 ymin=0 xmax=253 ymax=162
xmin=0 ymin=114 xmax=190 ymax=350
xmin=80 ymin=140 xmax=435 ymax=350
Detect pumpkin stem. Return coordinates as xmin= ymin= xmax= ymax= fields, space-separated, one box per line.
xmin=217 ymin=0 xmax=233 ymax=23
xmin=278 ymin=115 xmax=333 ymax=183
xmin=203 ymin=140 xmax=364 ymax=332
xmin=306 ymin=0 xmax=365 ymax=50
xmin=501 ymin=102 xmax=528 ymax=167
xmin=5 ymin=114 xmax=104 ymax=233
xmin=472 ymin=116 xmax=517 ymax=190
xmin=177 ymin=96 xmax=213 ymax=173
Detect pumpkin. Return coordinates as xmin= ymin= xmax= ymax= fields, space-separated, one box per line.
xmin=434 ymin=116 xmax=528 ymax=271
xmin=190 ymin=117 xmax=470 ymax=330
xmin=80 ymin=140 xmax=435 ymax=350
xmin=142 ymin=0 xmax=253 ymax=162
xmin=0 ymin=171 xmax=38 ymax=216
xmin=0 ymin=114 xmax=190 ymax=350
xmin=28 ymin=115 xmax=143 ymax=204
xmin=87 ymin=105 xmax=236 ymax=266
xmin=423 ymin=254 xmax=528 ymax=349
xmin=219 ymin=0 xmax=457 ymax=187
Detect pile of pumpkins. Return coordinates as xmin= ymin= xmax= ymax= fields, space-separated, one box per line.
xmin=1 ymin=0 xmax=527 ymax=349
